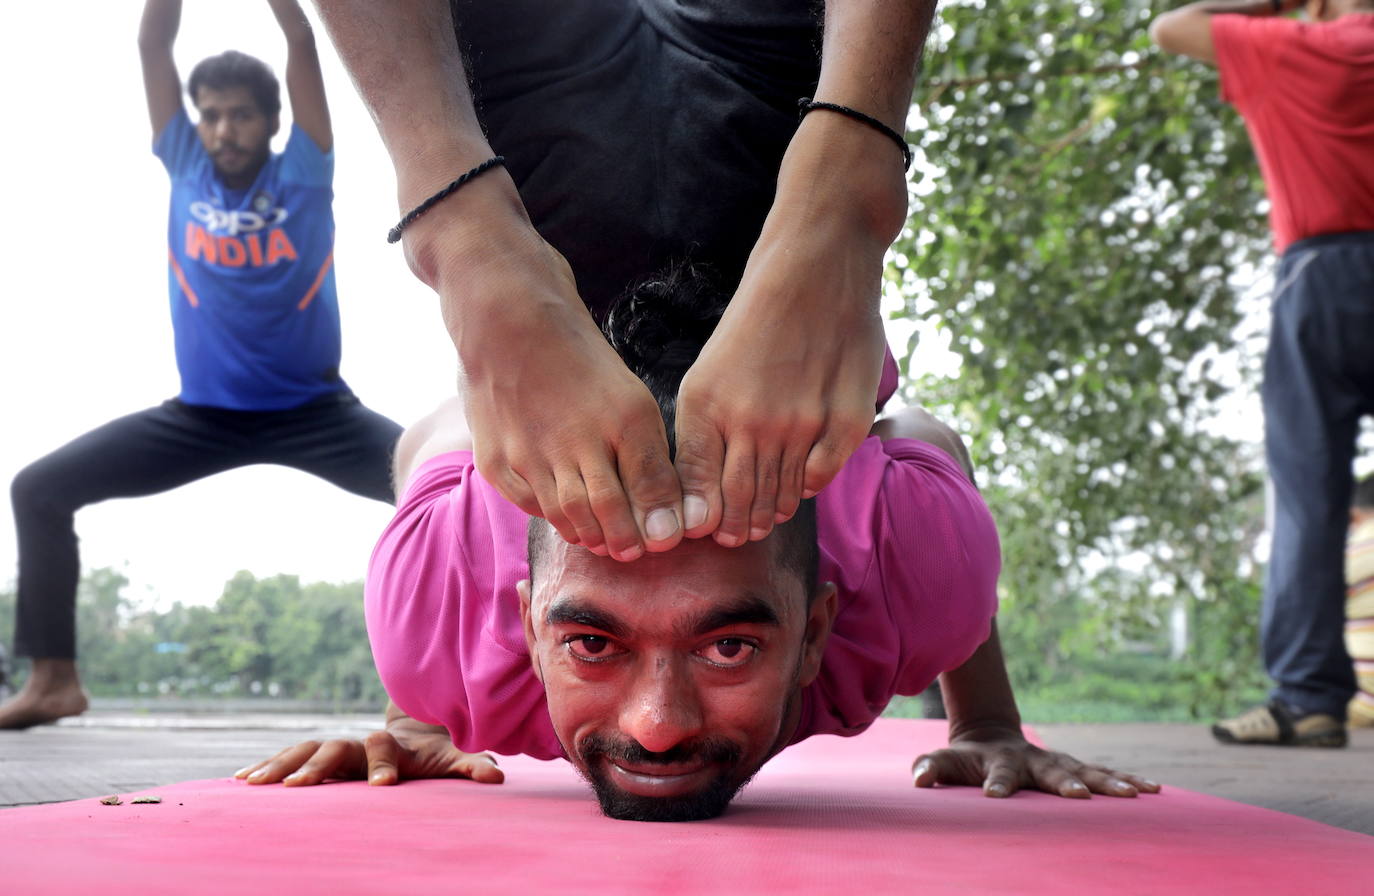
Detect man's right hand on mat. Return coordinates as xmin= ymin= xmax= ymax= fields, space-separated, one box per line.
xmin=235 ymin=729 xmax=503 ymax=787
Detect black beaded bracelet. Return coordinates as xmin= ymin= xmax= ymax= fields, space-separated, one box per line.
xmin=387 ymin=155 xmax=506 ymax=244
xmin=798 ymin=98 xmax=913 ymax=171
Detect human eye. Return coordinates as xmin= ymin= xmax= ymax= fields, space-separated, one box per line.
xmin=696 ymin=639 xmax=758 ymax=668
xmin=564 ymin=635 xmax=624 ymax=662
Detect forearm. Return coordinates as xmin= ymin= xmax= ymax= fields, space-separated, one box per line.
xmin=937 ymin=620 xmax=1023 ymax=741
xmin=138 ymin=0 xmax=181 ymax=51
xmin=267 ymin=0 xmax=316 ymax=45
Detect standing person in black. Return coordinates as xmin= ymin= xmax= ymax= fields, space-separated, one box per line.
xmin=311 ymin=0 xmax=925 ymax=565
xmin=0 ymin=0 xmax=402 ymax=729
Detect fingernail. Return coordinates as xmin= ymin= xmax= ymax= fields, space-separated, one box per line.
xmin=684 ymin=495 xmax=708 ymax=529
xmin=749 ymin=527 xmax=769 ymax=541
xmin=283 ymin=773 xmax=301 ymax=783
xmin=645 ymin=508 xmax=680 ymax=542
xmin=1143 ymin=780 xmax=1159 ymax=790
xmin=715 ymin=532 xmax=742 ymax=548
xmin=1112 ymin=780 xmax=1135 ymax=794
xmin=912 ymin=760 xmax=930 ymax=780
xmin=986 ymin=783 xmax=1008 ymax=798
xmin=774 ymin=511 xmax=789 ymax=524
xmin=1067 ymin=781 xmax=1087 ymax=794
xmin=233 ymin=767 xmax=250 ymax=778
xmin=369 ymin=770 xmax=388 ymax=784
xmin=247 ymin=770 xmax=266 ymax=782
xmin=617 ymin=543 xmax=644 ymax=562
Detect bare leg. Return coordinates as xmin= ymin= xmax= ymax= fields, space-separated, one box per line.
xmin=0 ymin=658 xmax=89 ymax=729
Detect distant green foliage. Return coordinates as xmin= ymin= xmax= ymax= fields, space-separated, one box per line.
xmin=0 ymin=569 xmax=385 ymax=706
xmin=892 ymin=0 xmax=1272 ymax=713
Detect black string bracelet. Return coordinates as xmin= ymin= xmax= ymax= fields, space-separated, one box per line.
xmin=798 ymin=98 xmax=913 ymax=171
xmin=387 ymin=155 xmax=506 ymax=244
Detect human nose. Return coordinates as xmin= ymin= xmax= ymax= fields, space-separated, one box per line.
xmin=618 ymin=656 xmax=703 ymax=754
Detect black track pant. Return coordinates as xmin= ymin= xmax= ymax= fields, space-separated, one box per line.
xmin=10 ymin=391 xmax=402 ymax=659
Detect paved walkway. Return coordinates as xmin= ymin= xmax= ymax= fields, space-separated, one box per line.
xmin=2 ymin=712 xmax=1371 ymax=836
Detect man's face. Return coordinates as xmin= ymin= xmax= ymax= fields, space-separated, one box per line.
xmin=193 ymin=85 xmax=275 ymax=183
xmin=520 ymin=532 xmax=835 ymax=822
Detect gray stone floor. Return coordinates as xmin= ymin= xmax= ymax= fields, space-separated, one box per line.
xmin=2 ymin=712 xmax=1371 ymax=837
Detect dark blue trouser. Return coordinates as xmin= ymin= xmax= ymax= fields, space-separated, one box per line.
xmin=10 ymin=391 xmax=402 ymax=660
xmin=1262 ymin=231 xmax=1374 ymax=720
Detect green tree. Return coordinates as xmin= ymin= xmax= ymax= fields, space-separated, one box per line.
xmin=894 ymin=0 xmax=1271 ymax=713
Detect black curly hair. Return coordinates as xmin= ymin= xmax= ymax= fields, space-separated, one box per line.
xmin=187 ymin=50 xmax=281 ymax=119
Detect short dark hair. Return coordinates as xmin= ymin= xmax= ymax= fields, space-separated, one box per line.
xmin=1355 ymin=474 xmax=1374 ymax=511
xmin=187 ymin=51 xmax=281 ymax=119
xmin=527 ymin=263 xmax=819 ymax=596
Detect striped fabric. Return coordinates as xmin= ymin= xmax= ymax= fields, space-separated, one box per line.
xmin=1346 ymin=518 xmax=1374 ymax=726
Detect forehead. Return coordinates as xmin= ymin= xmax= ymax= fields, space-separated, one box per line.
xmin=193 ymin=85 xmax=259 ymax=111
xmin=531 ymin=530 xmax=806 ymax=627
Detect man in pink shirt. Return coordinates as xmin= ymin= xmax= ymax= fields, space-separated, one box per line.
xmin=238 ymin=267 xmax=1158 ymax=821
xmin=1151 ymin=0 xmax=1374 ymax=746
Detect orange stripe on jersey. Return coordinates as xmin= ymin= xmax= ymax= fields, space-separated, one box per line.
xmin=168 ymin=249 xmax=200 ymax=308
xmin=297 ymin=250 xmax=335 ymax=311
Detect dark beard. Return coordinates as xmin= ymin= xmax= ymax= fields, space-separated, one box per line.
xmin=575 ymin=734 xmax=756 ymax=822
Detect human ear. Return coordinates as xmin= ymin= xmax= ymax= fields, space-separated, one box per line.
xmin=518 ymin=580 xmax=544 ymax=684
xmin=797 ymin=583 xmax=839 ymax=687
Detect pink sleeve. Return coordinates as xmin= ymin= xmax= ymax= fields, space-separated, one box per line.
xmin=873 ymin=439 xmax=1001 ymax=695
xmin=366 ymin=451 xmax=562 ymax=759
xmin=1212 ymin=15 xmax=1296 ymax=109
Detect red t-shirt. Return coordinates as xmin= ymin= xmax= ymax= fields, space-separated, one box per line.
xmin=1212 ymin=14 xmax=1374 ymax=253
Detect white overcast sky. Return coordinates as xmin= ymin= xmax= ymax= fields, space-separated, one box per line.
xmin=0 ymin=2 xmax=457 ymax=610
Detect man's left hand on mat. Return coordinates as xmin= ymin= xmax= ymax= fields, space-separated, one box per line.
xmin=910 ymin=730 xmax=1161 ymax=799
xmin=234 ymin=730 xmax=504 ymax=788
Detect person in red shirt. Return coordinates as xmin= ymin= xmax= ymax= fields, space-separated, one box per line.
xmin=1151 ymin=0 xmax=1374 ymax=747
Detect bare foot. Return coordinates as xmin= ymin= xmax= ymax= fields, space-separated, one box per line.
xmin=0 ymin=661 xmax=89 ymax=729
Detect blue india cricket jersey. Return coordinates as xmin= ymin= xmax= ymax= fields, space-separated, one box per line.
xmin=155 ymin=109 xmax=346 ymax=410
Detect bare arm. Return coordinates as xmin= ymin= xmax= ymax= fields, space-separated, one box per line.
xmin=1149 ymin=0 xmax=1302 ymax=63
xmin=138 ymin=0 xmax=184 ymax=140
xmin=267 ymin=0 xmax=332 ymax=151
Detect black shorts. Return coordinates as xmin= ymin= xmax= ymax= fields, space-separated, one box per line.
xmin=452 ymin=0 xmax=823 ymax=318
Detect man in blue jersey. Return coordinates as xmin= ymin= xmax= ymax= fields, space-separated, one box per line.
xmin=0 ymin=0 xmax=402 ymax=728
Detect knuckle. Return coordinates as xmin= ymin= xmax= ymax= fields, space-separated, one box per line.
xmin=362 ymin=731 xmax=394 ymax=750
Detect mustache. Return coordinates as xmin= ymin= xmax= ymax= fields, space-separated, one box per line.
xmin=578 ymin=734 xmax=742 ymax=768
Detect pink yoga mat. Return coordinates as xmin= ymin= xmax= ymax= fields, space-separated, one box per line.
xmin=1 ymin=719 xmax=1368 ymax=895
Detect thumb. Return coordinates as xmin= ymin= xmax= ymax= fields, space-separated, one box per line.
xmin=457 ymin=752 xmax=505 ymax=785
xmin=363 ymin=731 xmax=403 ymax=786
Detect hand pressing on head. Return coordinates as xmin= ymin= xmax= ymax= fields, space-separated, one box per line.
xmin=911 ymin=727 xmax=1161 ymax=800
